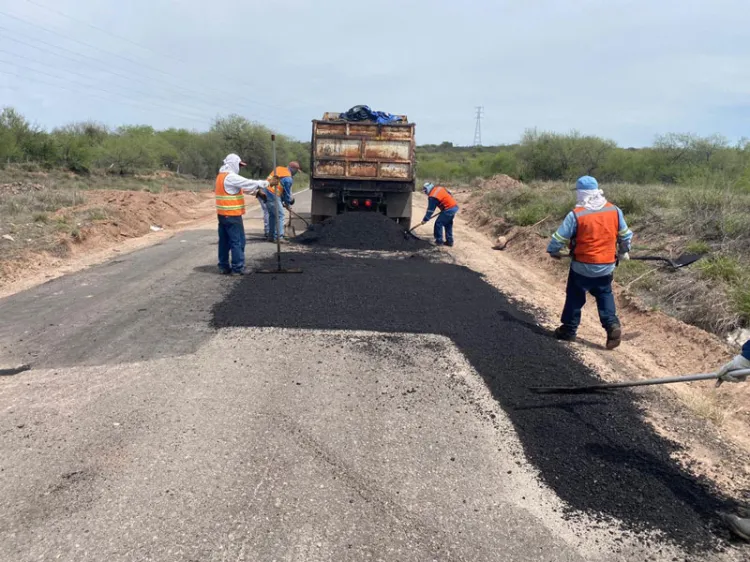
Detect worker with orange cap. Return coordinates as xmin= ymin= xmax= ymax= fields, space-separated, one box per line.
xmin=265 ymin=161 xmax=301 ymax=242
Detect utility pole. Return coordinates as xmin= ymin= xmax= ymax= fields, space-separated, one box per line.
xmin=473 ymin=106 xmax=484 ymax=147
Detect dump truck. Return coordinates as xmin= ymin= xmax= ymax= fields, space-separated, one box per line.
xmin=310 ymin=112 xmax=416 ymax=227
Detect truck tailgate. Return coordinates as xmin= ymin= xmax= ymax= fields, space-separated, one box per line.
xmin=312 ymin=115 xmax=415 ymax=182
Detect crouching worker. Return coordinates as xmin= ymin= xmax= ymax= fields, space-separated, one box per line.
xmin=216 ymin=153 xmax=269 ymax=275
xmin=547 ymin=176 xmax=633 ymax=349
xmin=420 ymin=182 xmax=459 ymax=246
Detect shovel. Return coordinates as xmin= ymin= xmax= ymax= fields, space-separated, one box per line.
xmin=558 ymin=252 xmax=704 ymax=270
xmin=404 ymin=211 xmax=442 ymax=240
xmin=529 ymin=369 xmax=750 ymax=395
xmin=286 ymin=205 xmax=310 ymax=228
xmin=629 ymin=253 xmax=704 ymax=269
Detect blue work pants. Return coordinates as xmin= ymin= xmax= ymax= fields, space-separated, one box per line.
xmin=434 ymin=206 xmax=458 ymax=244
xmin=218 ymin=215 xmax=246 ymax=273
xmin=560 ymin=268 xmax=619 ymax=334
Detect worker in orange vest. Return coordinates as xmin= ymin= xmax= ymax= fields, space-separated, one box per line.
xmin=716 ymin=338 xmax=750 ymax=540
xmin=547 ymin=176 xmax=633 ymax=349
xmin=420 ymin=182 xmax=459 ymax=246
xmin=215 ymin=153 xmax=269 ymax=275
xmin=265 ymin=161 xmax=302 ymax=242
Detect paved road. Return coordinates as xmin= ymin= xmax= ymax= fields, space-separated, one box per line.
xmin=0 ymin=191 xmax=741 ymax=561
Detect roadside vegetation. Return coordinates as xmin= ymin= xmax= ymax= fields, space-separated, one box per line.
xmin=0 ymin=107 xmax=309 ymax=178
xmin=446 ymin=132 xmax=750 ymax=339
xmin=0 ymin=107 xmax=310 ymax=277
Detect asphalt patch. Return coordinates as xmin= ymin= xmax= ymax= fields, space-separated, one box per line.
xmin=213 ymin=249 xmax=733 ymax=552
xmin=293 ymin=212 xmax=432 ymax=251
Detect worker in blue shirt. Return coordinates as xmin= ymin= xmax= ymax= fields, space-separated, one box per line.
xmin=547 ymin=176 xmax=633 ymax=350
xmin=265 ymin=161 xmax=301 ymax=242
xmin=716 ymin=339 xmax=750 ymax=540
xmin=421 ymin=182 xmax=459 ymax=246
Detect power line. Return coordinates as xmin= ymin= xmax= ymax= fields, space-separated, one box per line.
xmin=0 ymin=24 xmax=302 ymax=131
xmin=0 ymin=30 xmax=264 ymax=126
xmin=0 ymin=62 xmax=212 ymax=125
xmin=0 ymin=48 xmax=215 ymax=122
xmin=0 ymin=12 xmax=277 ymax=122
xmin=13 ymin=2 xmax=298 ymax=117
xmin=0 ymin=69 xmax=203 ymax=126
xmin=473 ymin=106 xmax=484 ymax=147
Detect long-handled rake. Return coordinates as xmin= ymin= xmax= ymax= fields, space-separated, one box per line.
xmin=256 ymin=134 xmax=302 ymax=275
xmin=529 ymin=369 xmax=750 ymax=395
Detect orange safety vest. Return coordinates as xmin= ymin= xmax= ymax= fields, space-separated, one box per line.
xmin=572 ymin=203 xmax=619 ymax=264
xmin=427 ymin=185 xmax=458 ymax=211
xmin=215 ymin=172 xmax=245 ymax=216
xmin=266 ymin=166 xmax=292 ymax=197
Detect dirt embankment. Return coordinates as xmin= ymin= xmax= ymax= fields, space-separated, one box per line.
xmin=0 ymin=186 xmax=214 ymax=295
xmin=439 ymin=180 xmax=750 ymax=503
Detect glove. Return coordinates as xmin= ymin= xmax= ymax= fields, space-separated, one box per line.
xmin=268 ymin=176 xmax=280 ymax=187
xmin=289 ymin=197 xmax=295 ymax=206
xmin=420 ymin=221 xmax=427 ymax=226
xmin=716 ymin=354 xmax=750 ymax=386
xmin=256 ymin=191 xmax=267 ymax=201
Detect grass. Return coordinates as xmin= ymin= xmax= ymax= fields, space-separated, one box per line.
xmin=682 ymin=392 xmax=732 ymax=427
xmin=697 ymin=256 xmax=742 ymax=283
xmin=471 ymin=178 xmax=750 ymax=338
xmin=685 ymin=240 xmax=712 ymax=255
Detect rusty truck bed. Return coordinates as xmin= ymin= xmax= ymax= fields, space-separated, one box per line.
xmin=311 ymin=113 xmax=416 ymax=182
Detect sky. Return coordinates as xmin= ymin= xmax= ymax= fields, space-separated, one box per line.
xmin=0 ymin=0 xmax=748 ymax=147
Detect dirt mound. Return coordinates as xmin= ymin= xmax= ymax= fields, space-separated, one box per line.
xmin=294 ymin=212 xmax=432 ymax=251
xmin=82 ymin=190 xmax=208 ymax=237
xmin=478 ymin=174 xmax=524 ymax=191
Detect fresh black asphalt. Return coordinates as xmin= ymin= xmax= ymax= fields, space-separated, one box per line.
xmin=214 ymin=214 xmax=735 ymax=553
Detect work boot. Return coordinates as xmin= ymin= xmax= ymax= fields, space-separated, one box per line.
xmin=445 ymin=241 xmax=454 ymax=247
xmin=434 ymin=240 xmax=445 ymax=246
xmin=606 ymin=324 xmax=622 ymax=350
xmin=219 ymin=268 xmax=232 ymax=275
xmin=721 ymin=513 xmax=750 ymax=541
xmin=554 ymin=326 xmax=577 ymax=343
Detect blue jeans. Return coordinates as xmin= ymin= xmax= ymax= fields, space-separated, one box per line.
xmin=560 ymin=268 xmax=619 ymax=334
xmin=258 ymin=197 xmax=269 ymax=236
xmin=217 ymin=215 xmax=246 ymax=273
xmin=434 ymin=206 xmax=458 ymax=244
xmin=266 ymin=192 xmax=286 ymax=241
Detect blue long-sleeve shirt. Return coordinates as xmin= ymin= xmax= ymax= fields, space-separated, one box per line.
xmin=743 ymin=340 xmax=750 ymax=361
xmin=423 ymin=196 xmax=458 ymax=222
xmin=547 ymin=206 xmax=633 ymax=277
xmin=280 ymin=176 xmax=293 ymax=205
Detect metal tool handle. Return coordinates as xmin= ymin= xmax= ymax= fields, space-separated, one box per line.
xmin=531 ymin=369 xmax=750 ymax=394
xmin=272 ymin=134 xmax=282 ymax=270
xmin=408 ymin=211 xmax=443 ymax=234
